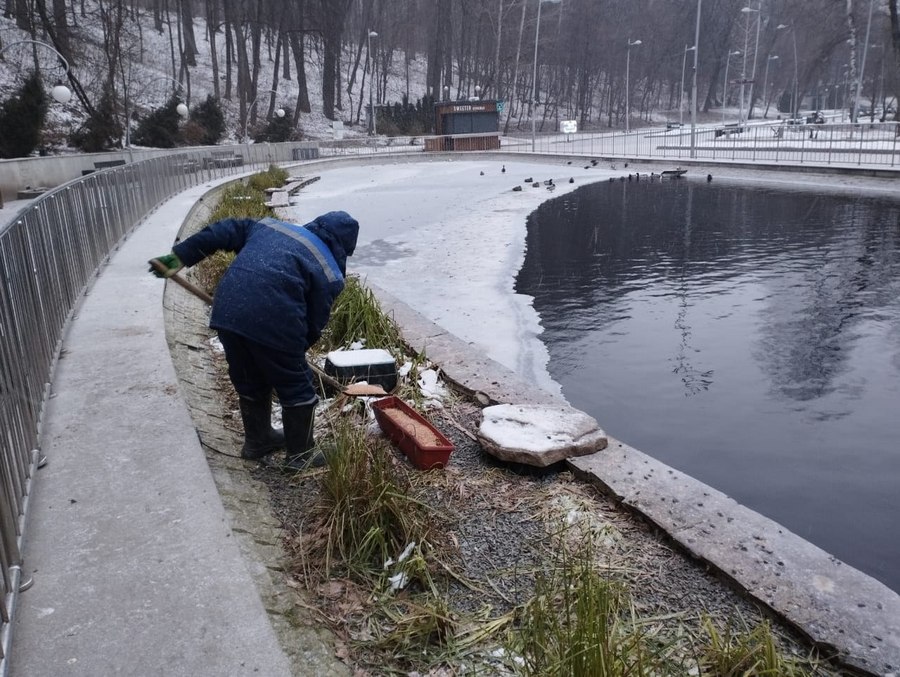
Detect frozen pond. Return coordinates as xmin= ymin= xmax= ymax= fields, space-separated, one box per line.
xmin=516 ymin=177 xmax=900 ymax=592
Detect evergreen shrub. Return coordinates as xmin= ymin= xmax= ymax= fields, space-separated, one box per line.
xmin=0 ymin=72 xmax=48 ymax=158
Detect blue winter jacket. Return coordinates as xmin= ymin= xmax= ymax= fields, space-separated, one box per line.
xmin=172 ymin=211 xmax=359 ymax=353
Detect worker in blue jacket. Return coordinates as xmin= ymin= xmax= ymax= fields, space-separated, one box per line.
xmin=149 ymin=211 xmax=359 ymax=471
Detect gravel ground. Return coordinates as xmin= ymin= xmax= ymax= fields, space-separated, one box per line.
xmin=235 ymin=382 xmax=840 ymax=675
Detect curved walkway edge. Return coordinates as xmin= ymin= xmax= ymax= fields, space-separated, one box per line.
xmin=366 ymin=283 xmax=900 ymax=677
xmin=10 ymin=183 xmax=293 ymax=677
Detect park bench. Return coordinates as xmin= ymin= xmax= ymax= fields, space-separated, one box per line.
xmin=176 ymin=158 xmax=200 ymax=173
xmin=202 ymin=150 xmax=244 ymax=169
xmin=82 ymin=159 xmax=127 ymax=176
xmin=714 ymin=125 xmax=743 ymax=138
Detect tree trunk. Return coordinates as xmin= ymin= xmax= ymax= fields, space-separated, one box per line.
xmin=503 ymin=0 xmax=527 ymax=134
xmin=205 ymin=0 xmax=220 ymax=99
xmin=890 ymin=0 xmax=900 ymax=122
xmin=288 ymin=30 xmax=310 ymax=113
xmin=52 ymin=0 xmax=70 ymax=56
xmin=180 ymin=0 xmax=197 ymax=67
xmin=318 ymin=0 xmax=352 ymax=120
xmin=846 ymin=0 xmax=860 ymax=119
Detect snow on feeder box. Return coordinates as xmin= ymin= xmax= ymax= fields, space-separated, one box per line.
xmin=372 ymin=396 xmax=454 ymax=470
xmin=324 ymin=348 xmax=398 ymax=392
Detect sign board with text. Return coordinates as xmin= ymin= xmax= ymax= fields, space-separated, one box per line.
xmin=560 ymin=120 xmax=578 ymax=134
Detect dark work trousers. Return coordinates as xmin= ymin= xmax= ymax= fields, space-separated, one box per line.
xmin=217 ymin=329 xmax=317 ymax=407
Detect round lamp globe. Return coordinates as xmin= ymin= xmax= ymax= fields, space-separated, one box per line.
xmin=51 ymin=85 xmax=72 ymax=104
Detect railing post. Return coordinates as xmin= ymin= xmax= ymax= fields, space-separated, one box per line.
xmin=858 ymin=124 xmax=865 ymax=166
xmin=892 ymin=123 xmax=897 ymax=167
xmin=827 ymin=125 xmax=834 ymax=165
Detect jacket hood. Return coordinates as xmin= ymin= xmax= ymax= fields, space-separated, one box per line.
xmin=304 ymin=211 xmax=359 ymax=275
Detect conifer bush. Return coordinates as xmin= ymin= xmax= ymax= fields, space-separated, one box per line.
xmin=0 ymin=72 xmax=48 ymax=158
xmin=70 ymin=90 xmax=122 ymax=152
xmin=132 ymin=95 xmax=186 ymax=148
xmin=188 ymin=94 xmax=226 ymax=145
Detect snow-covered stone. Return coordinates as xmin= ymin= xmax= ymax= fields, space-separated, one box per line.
xmin=477 ymin=404 xmax=608 ymax=467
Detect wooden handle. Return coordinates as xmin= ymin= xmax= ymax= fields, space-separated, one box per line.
xmin=150 ymin=259 xmax=214 ymax=305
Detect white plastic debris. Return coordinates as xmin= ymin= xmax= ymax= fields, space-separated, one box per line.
xmin=388 ymin=572 xmax=409 ymax=592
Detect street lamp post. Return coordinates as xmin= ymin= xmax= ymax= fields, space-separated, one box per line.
xmin=762 ymin=55 xmax=778 ymax=118
xmin=745 ymin=3 xmax=762 ymax=120
xmin=625 ymin=38 xmax=642 ymax=133
xmin=776 ymin=24 xmax=799 ymax=119
xmin=680 ymin=45 xmax=696 ymax=127
xmin=531 ymin=0 xmax=562 ymax=151
xmin=852 ymin=0 xmax=875 ymax=123
xmin=243 ymin=89 xmax=285 ymax=143
xmin=367 ymin=30 xmax=378 ymax=135
xmin=738 ymin=6 xmax=759 ymax=126
xmin=0 ymin=39 xmax=73 ymax=104
xmin=722 ymin=49 xmax=741 ymax=124
xmin=689 ymin=0 xmax=702 ymax=158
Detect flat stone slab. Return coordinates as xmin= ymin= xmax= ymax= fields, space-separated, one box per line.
xmin=477 ymin=403 xmax=608 ymax=467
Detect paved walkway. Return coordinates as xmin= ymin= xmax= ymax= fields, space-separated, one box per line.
xmin=10 ymin=183 xmax=293 ymax=676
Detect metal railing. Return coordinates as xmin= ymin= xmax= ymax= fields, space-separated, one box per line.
xmin=0 ymin=140 xmax=317 ymax=672
xmin=501 ymin=120 xmax=900 ymax=168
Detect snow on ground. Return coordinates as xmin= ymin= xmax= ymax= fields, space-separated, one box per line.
xmin=281 ymin=157 xmax=620 ymax=398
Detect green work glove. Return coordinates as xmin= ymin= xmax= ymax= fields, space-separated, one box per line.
xmin=148 ymin=253 xmax=182 ymax=278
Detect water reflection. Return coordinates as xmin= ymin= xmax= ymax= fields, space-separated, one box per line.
xmin=516 ymin=178 xmax=900 ymax=591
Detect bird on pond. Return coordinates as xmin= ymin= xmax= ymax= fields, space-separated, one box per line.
xmin=543 ymin=178 xmax=554 ymax=186
xmin=569 ymin=177 xmax=574 ymax=183
xmin=567 ymin=160 xmax=572 ymax=165
xmin=624 ymin=162 xmax=629 ymax=168
xmin=547 ymin=183 xmax=556 ymax=191
xmin=512 ymin=185 xmax=523 ymax=192
xmin=584 ymin=165 xmax=590 ymax=170
xmin=480 ymin=171 xmax=484 ymax=176
xmin=628 ymin=174 xmax=633 ymax=181
xmin=524 ymin=177 xmax=533 ymax=182
xmin=502 ymin=165 xmax=506 ymax=173
xmin=707 ymin=174 xmax=713 ymax=182
xmin=532 ymin=182 xmax=541 ymax=188
xmin=610 ymin=163 xmax=617 ymax=170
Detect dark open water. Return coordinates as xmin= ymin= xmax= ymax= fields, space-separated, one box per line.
xmin=515 ymin=178 xmax=900 ymax=592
